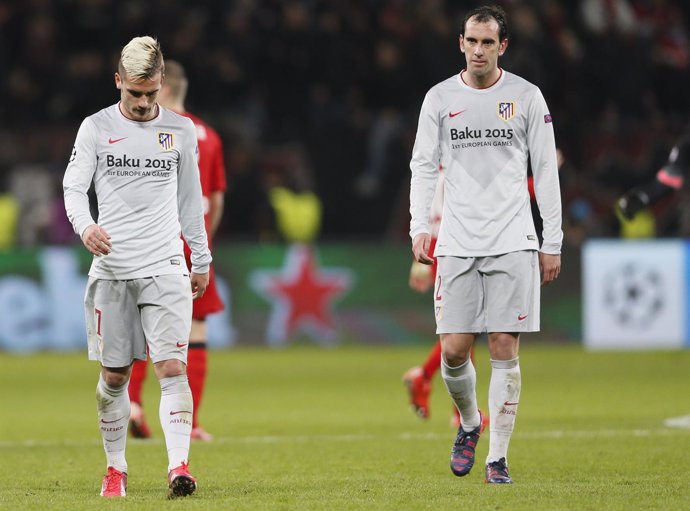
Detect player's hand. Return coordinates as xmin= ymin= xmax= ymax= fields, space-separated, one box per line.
xmin=412 ymin=233 xmax=434 ymax=265
xmin=190 ymin=271 xmax=209 ymax=300
xmin=617 ymin=190 xmax=647 ymax=220
xmin=409 ymin=260 xmax=433 ymax=293
xmin=539 ymin=252 xmax=561 ymax=286
xmin=81 ymin=224 xmax=112 ymax=257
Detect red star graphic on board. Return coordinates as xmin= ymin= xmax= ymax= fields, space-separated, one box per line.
xmin=250 ymin=245 xmax=353 ymax=346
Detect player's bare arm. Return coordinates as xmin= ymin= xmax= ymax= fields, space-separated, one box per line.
xmin=209 ymin=191 xmax=224 ymax=237
xmin=412 ymin=233 xmax=434 ymax=265
xmin=539 ymin=252 xmax=561 ymax=286
xmin=190 ymin=271 xmax=209 ymax=300
xmin=81 ymin=224 xmax=112 ymax=256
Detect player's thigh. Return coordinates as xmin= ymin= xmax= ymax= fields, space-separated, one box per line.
xmin=84 ymin=278 xmax=146 ymax=367
xmin=137 ymin=275 xmax=192 ymax=364
xmin=483 ymin=250 xmax=540 ymax=332
xmin=435 ymin=256 xmax=484 ymax=334
xmin=190 ymin=319 xmax=207 ymax=342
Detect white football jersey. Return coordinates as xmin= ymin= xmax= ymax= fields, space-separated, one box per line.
xmin=410 ymin=70 xmax=563 ymax=257
xmin=64 ymin=104 xmax=211 ymax=279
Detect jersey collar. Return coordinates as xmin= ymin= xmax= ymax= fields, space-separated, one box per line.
xmin=457 ymin=68 xmax=504 ymax=92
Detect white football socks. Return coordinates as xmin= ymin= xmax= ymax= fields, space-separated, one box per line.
xmin=441 ymin=356 xmax=481 ymax=431
xmin=96 ymin=374 xmax=130 ymax=473
xmin=486 ymin=357 xmax=521 ymax=464
xmin=159 ymin=375 xmax=193 ymax=472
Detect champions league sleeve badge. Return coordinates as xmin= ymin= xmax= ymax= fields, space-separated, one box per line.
xmin=158 ymin=132 xmax=174 ymax=151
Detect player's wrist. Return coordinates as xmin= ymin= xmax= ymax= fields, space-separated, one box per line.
xmin=80 ymin=223 xmax=98 ymax=240
xmin=539 ymin=243 xmax=561 ymax=255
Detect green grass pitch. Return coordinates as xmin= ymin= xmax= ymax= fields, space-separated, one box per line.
xmin=2 ymin=343 xmax=689 ymax=510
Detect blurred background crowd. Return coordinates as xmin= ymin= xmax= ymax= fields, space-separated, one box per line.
xmin=1 ymin=0 xmax=689 ymax=248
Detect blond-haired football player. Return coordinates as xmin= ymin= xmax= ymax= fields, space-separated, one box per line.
xmin=64 ymin=36 xmax=208 ymax=498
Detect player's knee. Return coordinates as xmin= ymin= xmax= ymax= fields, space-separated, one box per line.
xmin=153 ymin=358 xmax=186 ymax=379
xmin=440 ymin=334 xmax=474 ymax=366
xmin=441 ymin=344 xmax=471 ymax=367
xmin=101 ymin=369 xmax=130 ymax=388
xmin=443 ymin=351 xmax=469 ymax=367
xmin=488 ymin=332 xmax=519 ymax=360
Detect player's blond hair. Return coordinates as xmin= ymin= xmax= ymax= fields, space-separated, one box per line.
xmin=118 ymin=36 xmax=164 ymax=82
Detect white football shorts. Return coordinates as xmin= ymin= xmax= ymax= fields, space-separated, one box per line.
xmin=434 ymin=250 xmax=540 ymax=334
xmin=84 ymin=274 xmax=192 ymax=367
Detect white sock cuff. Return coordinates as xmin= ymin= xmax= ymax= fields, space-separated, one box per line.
xmin=159 ymin=374 xmax=189 ymax=395
xmin=490 ymin=357 xmax=519 ymax=370
xmin=97 ymin=374 xmax=128 ymax=397
xmin=441 ymin=356 xmax=471 ymax=378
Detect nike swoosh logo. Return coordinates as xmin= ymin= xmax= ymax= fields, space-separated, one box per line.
xmin=169 ymin=410 xmax=192 ymax=415
xmin=101 ymin=417 xmax=125 ymax=424
xmin=517 ymin=314 xmax=528 ymax=321
xmin=108 ymin=137 xmax=127 ymax=144
xmin=504 ymin=401 xmax=519 ymax=406
xmin=176 ymin=342 xmax=188 ymax=348
xmin=449 ymin=110 xmax=466 ymax=118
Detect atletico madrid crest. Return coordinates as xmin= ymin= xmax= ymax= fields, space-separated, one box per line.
xmin=498 ymin=102 xmax=515 ymax=121
xmin=158 ymin=132 xmax=174 ymax=150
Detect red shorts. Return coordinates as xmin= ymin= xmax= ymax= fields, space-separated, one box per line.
xmin=184 ymin=242 xmax=225 ymax=320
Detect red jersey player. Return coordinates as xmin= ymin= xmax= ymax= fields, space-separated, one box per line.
xmin=128 ymin=60 xmax=227 ymax=441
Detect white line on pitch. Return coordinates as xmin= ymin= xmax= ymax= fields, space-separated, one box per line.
xmin=1 ymin=426 xmax=688 ymax=449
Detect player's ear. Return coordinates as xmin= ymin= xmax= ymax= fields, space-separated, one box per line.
xmin=498 ymin=38 xmax=509 ymax=56
xmin=114 ymin=72 xmax=122 ymax=89
xmin=459 ymin=35 xmax=465 ymax=53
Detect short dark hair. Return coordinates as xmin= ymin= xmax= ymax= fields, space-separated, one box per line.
xmin=461 ymin=5 xmax=509 ymax=42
